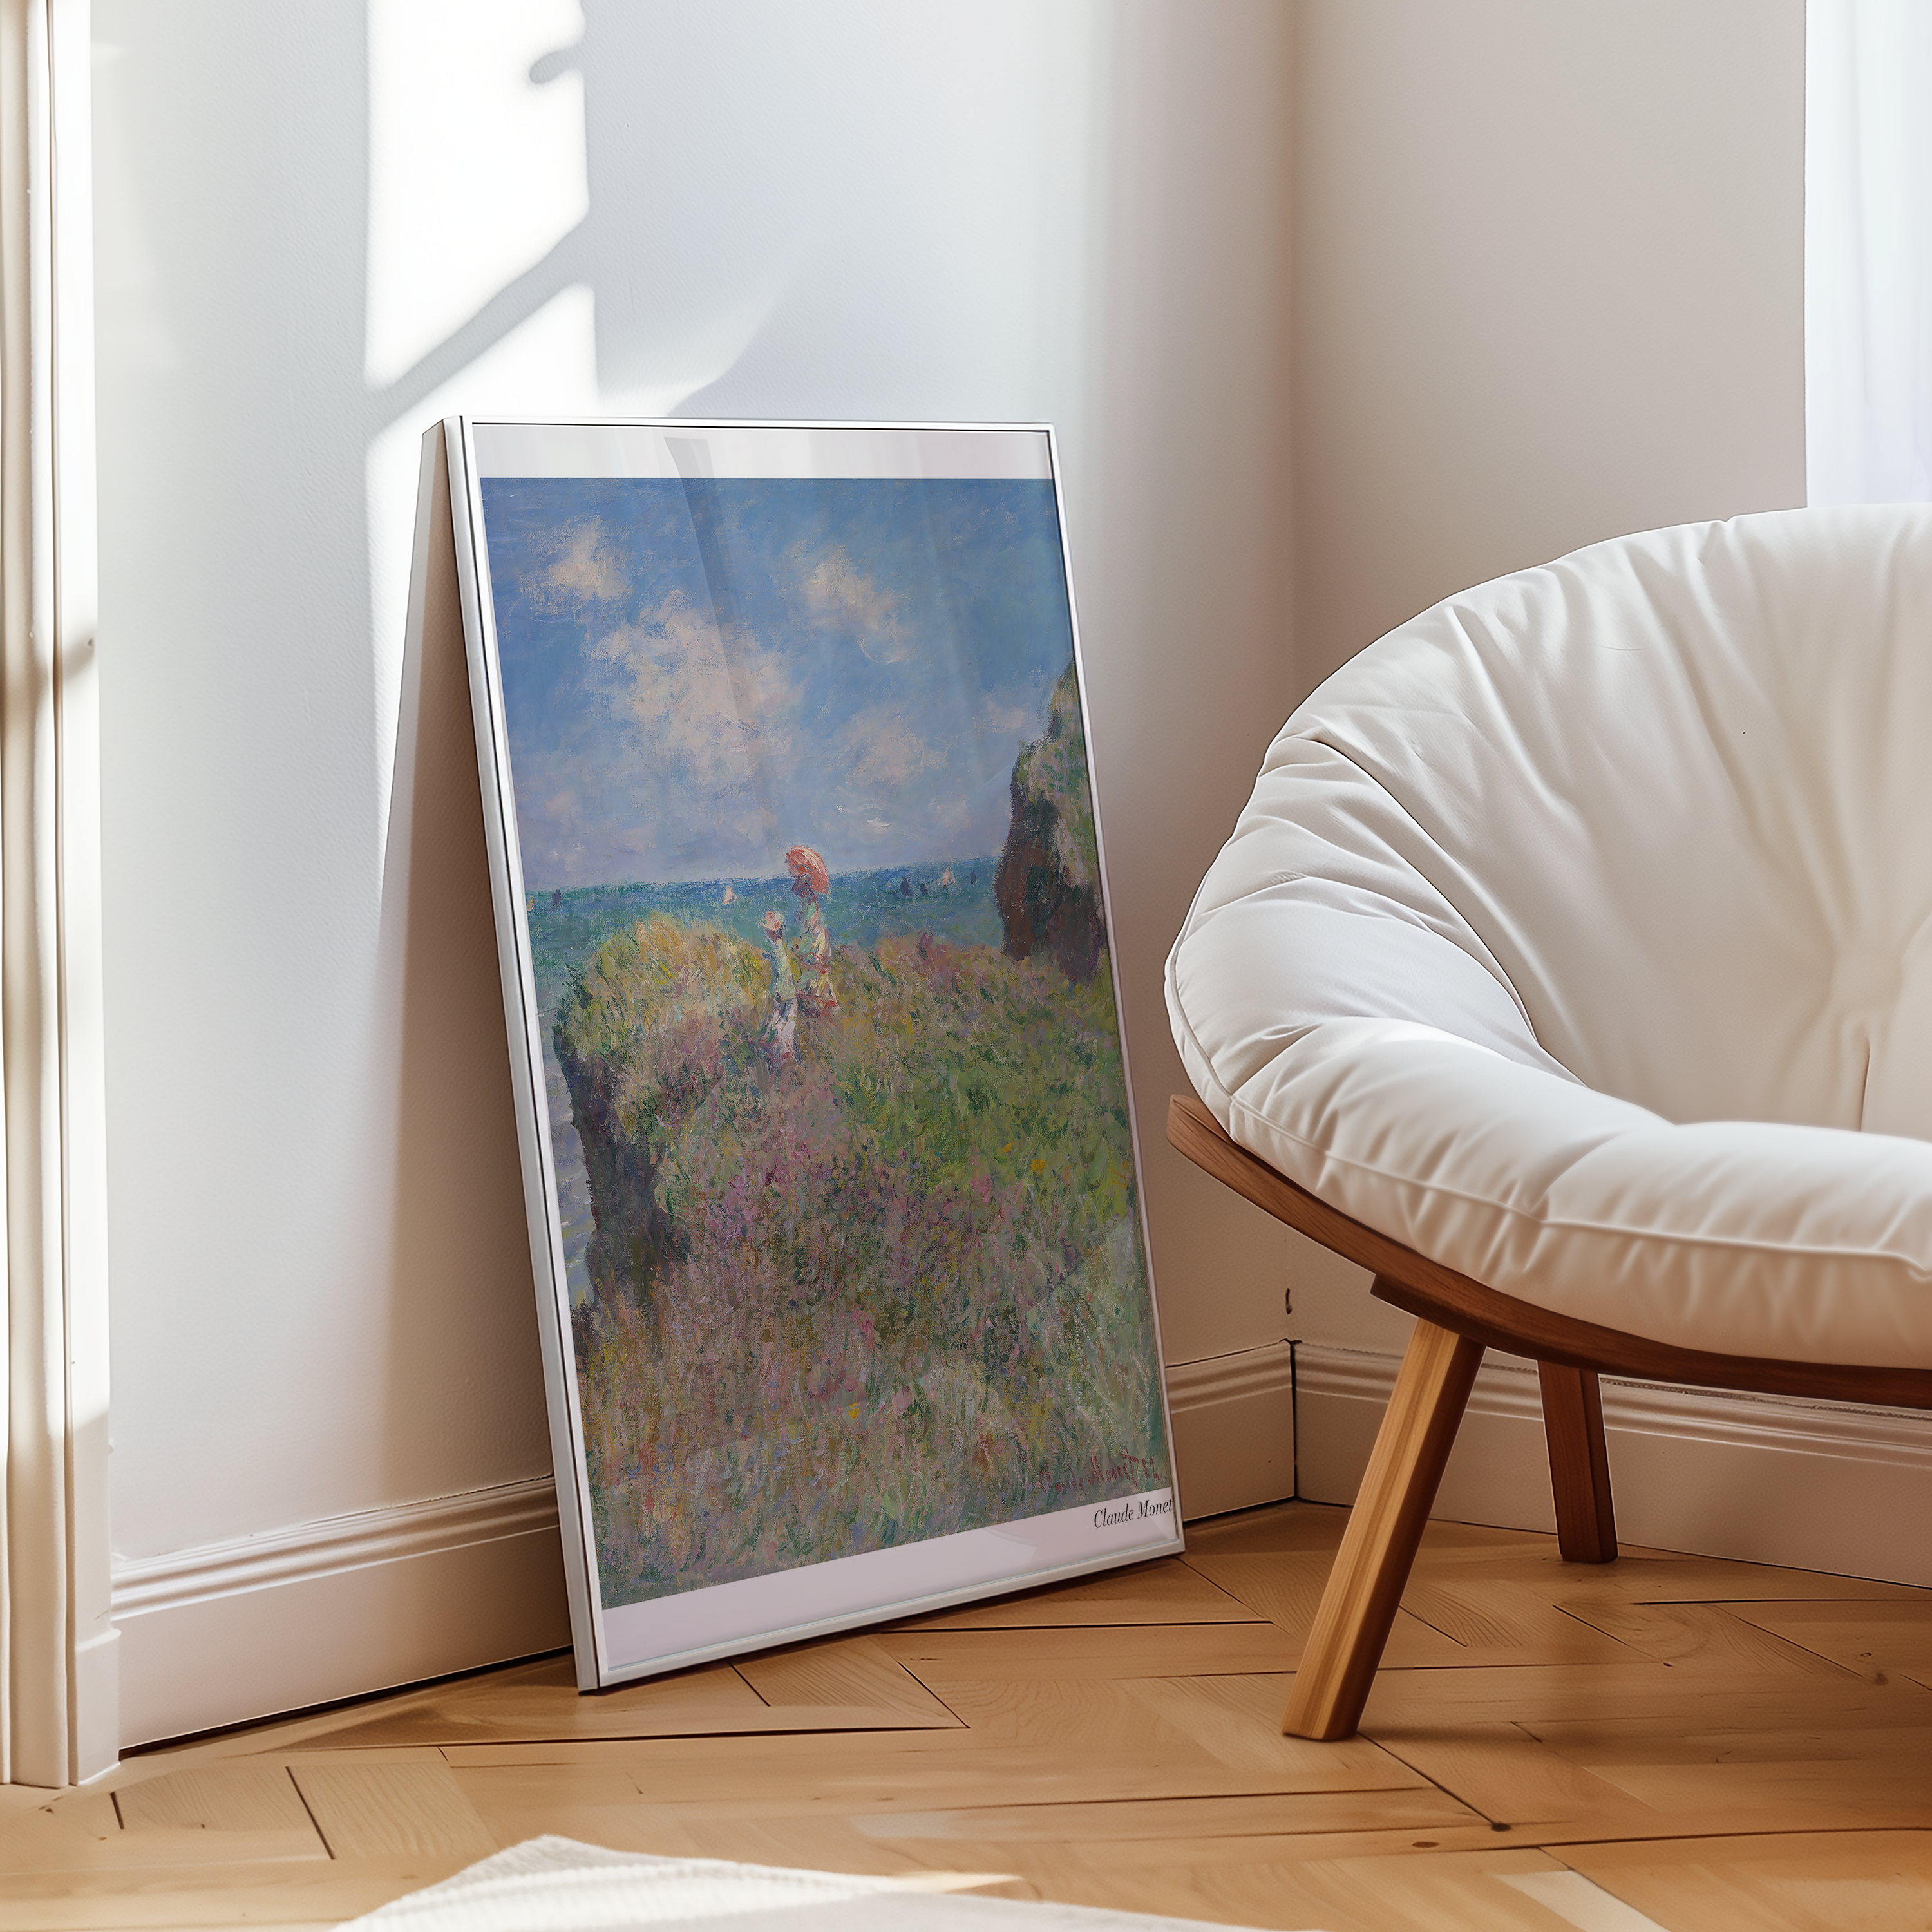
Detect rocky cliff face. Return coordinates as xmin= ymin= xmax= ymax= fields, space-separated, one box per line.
xmin=553 ymin=1024 xmax=684 ymax=1308
xmin=994 ymin=661 xmax=1106 ymax=982
xmin=553 ymin=914 xmax=768 ymax=1311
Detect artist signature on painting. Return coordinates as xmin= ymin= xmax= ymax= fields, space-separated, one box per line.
xmin=1092 ymin=1495 xmax=1175 ymax=1529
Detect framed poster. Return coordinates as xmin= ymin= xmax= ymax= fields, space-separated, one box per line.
xmin=443 ymin=419 xmax=1179 ymax=1688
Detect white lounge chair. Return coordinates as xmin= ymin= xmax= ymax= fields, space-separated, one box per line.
xmin=1164 ymin=507 xmax=1932 ymax=1739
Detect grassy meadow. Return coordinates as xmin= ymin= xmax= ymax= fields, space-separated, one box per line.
xmin=555 ymin=914 xmax=1166 ymax=1609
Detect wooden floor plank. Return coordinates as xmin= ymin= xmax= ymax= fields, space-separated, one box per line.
xmin=855 ymin=1819 xmax=1520 ymax=1870
xmin=115 ymin=1674 xmax=587 ymax=1768
xmin=1552 ymin=1598 xmax=1866 ymax=1678
xmin=0 ymin=1854 xmax=480 ymax=1931
xmin=1209 ymin=1846 xmax=1596 ymax=1932
xmin=114 ymin=1766 xmax=316 ymax=1838
xmin=451 ymin=1731 xmax=1331 ymax=1812
xmin=1721 ymin=1598 xmax=1932 ymax=1687
xmin=1423 ymin=1542 xmax=1932 ymax=1604
xmin=1522 ymin=1723 xmax=1932 ymax=1777
xmin=0 ymin=1783 xmax=329 ymax=1880
xmin=440 ymin=1765 xmax=711 ymax=1861
xmin=874 ymin=1674 xmax=1209 ymax=1756
xmin=735 ymin=1633 xmax=958 ymax=1719
xmin=283 ymin=1656 xmax=787 ymax=1748
xmin=2 ymin=1790 xmax=120 ymax=1851
xmin=894 ymin=1557 xmax=1261 ymax=1630
xmin=1363 ymin=1721 xmax=1677 ymax=1838
xmin=1179 ymin=1552 xmax=1476 ymax=1667
xmin=287 ymin=1761 xmax=497 ymax=1860
xmin=1374 ymin=1578 xmax=1640 ymax=1667
xmin=879 ymin=1619 xmax=1309 ymax=1681
xmin=911 ymin=1676 xmax=1428 ymax=1793
xmin=837 ymin=1788 xmax=1482 ymax=1844
xmin=17 ymin=1501 xmax=1932 ymax=1932
xmin=656 ymin=1812 xmax=977 ymax=1878
xmin=1122 ymin=1674 xmax=1427 ymax=1782
xmin=1361 ymin=1658 xmax=1932 ymax=1730
xmin=1560 ymin=1829 xmax=1932 ymax=1932
xmin=1565 ymin=1754 xmax=1932 ymax=1833
xmin=925 ymin=1842 xmax=1586 ymax=1932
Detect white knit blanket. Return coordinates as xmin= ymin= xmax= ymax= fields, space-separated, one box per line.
xmin=340 ymin=1835 xmax=1294 ymax=1932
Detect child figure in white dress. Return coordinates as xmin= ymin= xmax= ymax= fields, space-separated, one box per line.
xmin=761 ymin=907 xmax=798 ymax=1066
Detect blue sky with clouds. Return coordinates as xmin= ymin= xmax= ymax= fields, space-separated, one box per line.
xmin=479 ymin=477 xmax=1076 ymax=889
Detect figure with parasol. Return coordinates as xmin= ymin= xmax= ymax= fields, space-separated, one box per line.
xmin=785 ymin=844 xmax=840 ymax=1012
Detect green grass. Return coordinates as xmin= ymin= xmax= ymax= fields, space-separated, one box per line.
xmin=556 ymin=918 xmax=1167 ymax=1608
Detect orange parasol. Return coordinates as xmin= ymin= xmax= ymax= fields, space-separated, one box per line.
xmin=784 ymin=845 xmax=830 ymax=895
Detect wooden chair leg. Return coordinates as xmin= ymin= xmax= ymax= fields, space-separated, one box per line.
xmin=1537 ymin=1362 xmax=1618 ymax=1563
xmin=1283 ymin=1314 xmax=1483 ymax=1741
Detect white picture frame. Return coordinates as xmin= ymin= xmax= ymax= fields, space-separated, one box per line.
xmin=441 ymin=417 xmax=1180 ymax=1689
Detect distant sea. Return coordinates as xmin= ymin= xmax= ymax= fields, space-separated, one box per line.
xmin=523 ymin=858 xmax=1005 ymax=1304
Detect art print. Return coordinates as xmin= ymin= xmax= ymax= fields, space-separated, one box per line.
xmin=449 ymin=421 xmax=1178 ymax=1684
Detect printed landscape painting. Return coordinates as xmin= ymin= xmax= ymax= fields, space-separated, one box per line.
xmin=479 ymin=464 xmax=1170 ymax=1614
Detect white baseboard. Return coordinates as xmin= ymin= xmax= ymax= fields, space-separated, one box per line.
xmin=1166 ymin=1343 xmax=1296 ymax=1520
xmin=112 ymin=1479 xmax=571 ymax=1747
xmin=119 ymin=1340 xmax=1920 ymax=1747
xmin=108 ymin=1347 xmax=1299 ymax=1750
xmin=1295 ymin=1342 xmax=1932 ymax=1587
xmin=109 ymin=1347 xmax=1305 ymax=1747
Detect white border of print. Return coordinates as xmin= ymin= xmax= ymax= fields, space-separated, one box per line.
xmin=443 ymin=418 xmax=1182 ymax=1690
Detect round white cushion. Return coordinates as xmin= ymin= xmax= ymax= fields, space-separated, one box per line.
xmin=1166 ymin=506 xmax=1932 ymax=1369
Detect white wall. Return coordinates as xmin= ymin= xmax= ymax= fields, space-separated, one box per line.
xmin=1282 ymin=0 xmax=1808 ymax=1358
xmin=93 ymin=0 xmax=1817 ymax=1741
xmin=93 ymin=0 xmax=1300 ymax=1738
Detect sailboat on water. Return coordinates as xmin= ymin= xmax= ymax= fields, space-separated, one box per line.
xmin=940 ymin=867 xmax=954 ymax=890
xmin=721 ymin=881 xmax=735 ymax=905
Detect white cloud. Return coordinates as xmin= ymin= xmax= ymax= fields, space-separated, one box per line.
xmin=836 ymin=705 xmax=944 ymax=793
xmin=979 ymin=694 xmax=1032 ymax=735
xmin=797 ymin=546 xmax=915 ymax=662
xmin=593 ymin=592 xmax=799 ymax=797
xmin=545 ymin=522 xmax=629 ymax=603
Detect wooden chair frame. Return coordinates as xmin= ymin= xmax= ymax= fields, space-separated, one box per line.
xmin=1166 ymin=1093 xmax=1932 ymax=1741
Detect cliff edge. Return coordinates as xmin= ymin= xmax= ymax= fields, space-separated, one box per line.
xmin=994 ymin=661 xmax=1106 ymax=982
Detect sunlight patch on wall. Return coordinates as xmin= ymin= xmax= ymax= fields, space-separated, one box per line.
xmin=365 ymin=0 xmax=589 ymax=390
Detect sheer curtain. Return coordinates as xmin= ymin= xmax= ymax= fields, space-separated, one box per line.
xmin=1807 ymin=0 xmax=1932 ymax=503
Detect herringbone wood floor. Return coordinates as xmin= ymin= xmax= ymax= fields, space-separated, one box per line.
xmin=6 ymin=1501 xmax=1932 ymax=1931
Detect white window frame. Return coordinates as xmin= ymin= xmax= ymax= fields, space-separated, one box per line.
xmin=1 ymin=0 xmax=115 ymax=1787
